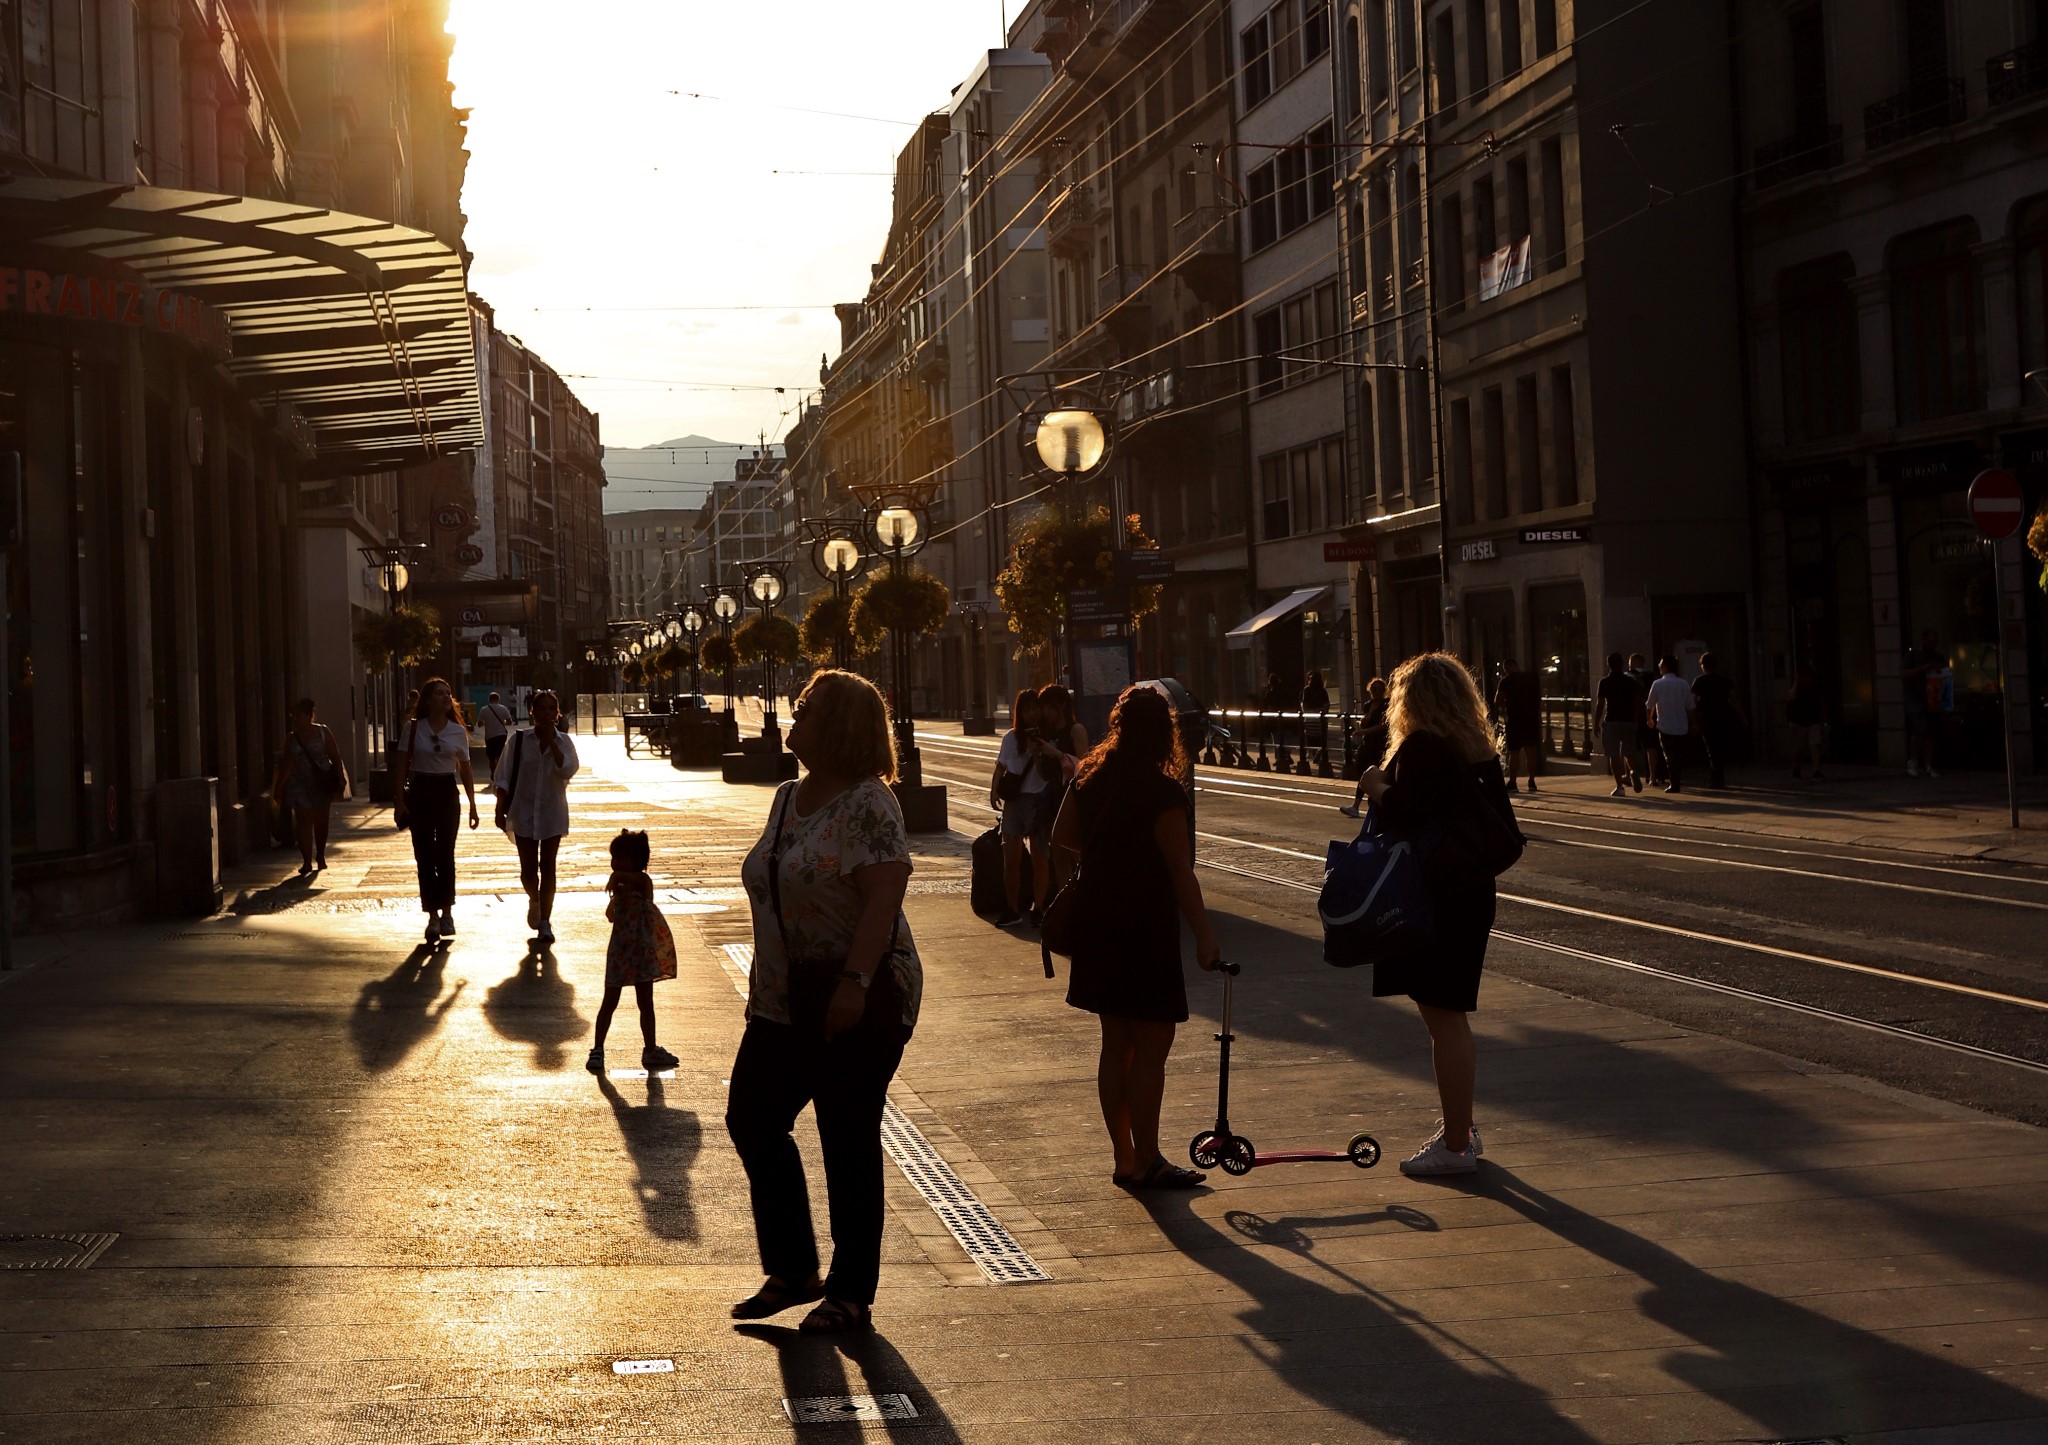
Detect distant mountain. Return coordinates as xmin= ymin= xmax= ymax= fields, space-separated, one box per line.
xmin=600 ymin=435 xmax=783 ymax=515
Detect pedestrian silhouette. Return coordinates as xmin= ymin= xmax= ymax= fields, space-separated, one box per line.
xmin=349 ymin=947 xmax=464 ymax=1072
xmin=482 ymin=944 xmax=584 ymax=1070
xmin=595 ymin=1074 xmax=702 ymax=1242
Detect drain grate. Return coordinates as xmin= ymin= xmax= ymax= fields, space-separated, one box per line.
xmin=162 ymin=931 xmax=265 ymax=941
xmin=720 ymin=946 xmax=1050 ymax=1286
xmin=784 ymin=1394 xmax=918 ymax=1424
xmin=0 ymin=1233 xmax=118 ymax=1269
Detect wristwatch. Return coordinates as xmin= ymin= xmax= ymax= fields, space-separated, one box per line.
xmin=839 ymin=968 xmax=872 ymax=990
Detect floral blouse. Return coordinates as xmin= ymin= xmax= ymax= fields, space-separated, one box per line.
xmin=740 ymin=777 xmax=922 ymax=1030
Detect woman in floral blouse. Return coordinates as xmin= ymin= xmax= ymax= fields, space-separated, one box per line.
xmin=728 ymin=670 xmax=921 ymax=1334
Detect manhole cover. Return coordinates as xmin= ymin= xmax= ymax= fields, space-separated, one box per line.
xmin=612 ymin=1358 xmax=674 ymax=1375
xmin=0 ymin=1233 xmax=118 ymax=1269
xmin=784 ymin=1394 xmax=918 ymax=1424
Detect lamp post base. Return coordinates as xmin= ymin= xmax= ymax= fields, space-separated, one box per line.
xmin=962 ymin=716 xmax=997 ymax=736
xmin=721 ymin=743 xmax=797 ymax=785
xmin=891 ymin=781 xmax=949 ymax=833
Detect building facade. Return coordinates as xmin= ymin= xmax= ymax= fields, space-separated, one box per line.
xmin=1735 ymin=0 xmax=2046 ymax=770
xmin=0 ymin=0 xmax=482 ymax=926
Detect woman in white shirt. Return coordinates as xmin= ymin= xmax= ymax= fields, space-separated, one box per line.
xmin=987 ymin=688 xmax=1057 ymax=928
xmin=391 ymin=677 xmax=480 ymax=942
xmin=492 ymin=688 xmax=580 ymax=945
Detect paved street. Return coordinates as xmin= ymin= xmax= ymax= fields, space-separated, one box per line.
xmin=4 ymin=735 xmax=2047 ymax=1443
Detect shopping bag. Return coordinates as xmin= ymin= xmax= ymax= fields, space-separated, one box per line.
xmin=1319 ymin=811 xmax=1436 ymax=968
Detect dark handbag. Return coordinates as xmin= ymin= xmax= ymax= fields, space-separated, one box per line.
xmin=1320 ymin=807 xmax=1436 ymax=968
xmin=394 ymin=719 xmax=416 ymax=831
xmin=495 ymin=729 xmax=526 ymax=830
xmin=318 ymin=727 xmax=346 ymax=797
xmin=1037 ymin=780 xmax=1116 ymax=977
xmin=1429 ymin=760 xmax=1525 ymax=883
xmin=765 ymin=785 xmax=904 ymax=1040
xmin=996 ymin=757 xmax=1024 ymax=802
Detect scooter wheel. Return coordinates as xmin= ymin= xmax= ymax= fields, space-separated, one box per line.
xmin=1220 ymin=1136 xmax=1257 ymax=1176
xmin=1347 ymin=1133 xmax=1381 ymax=1169
xmin=1189 ymin=1131 xmax=1221 ymax=1169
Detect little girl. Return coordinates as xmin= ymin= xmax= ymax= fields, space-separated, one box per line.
xmin=588 ymin=828 xmax=679 ymax=1074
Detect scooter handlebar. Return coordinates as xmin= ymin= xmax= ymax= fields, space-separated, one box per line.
xmin=1220 ymin=960 xmax=1240 ymax=976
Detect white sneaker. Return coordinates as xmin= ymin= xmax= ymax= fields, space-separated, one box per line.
xmin=1400 ymin=1137 xmax=1479 ymax=1176
xmin=1424 ymin=1119 xmax=1484 ymax=1156
xmin=1339 ymin=804 xmax=1361 ymax=818
xmin=439 ymin=911 xmax=457 ymax=937
xmin=424 ymin=915 xmax=441 ymax=943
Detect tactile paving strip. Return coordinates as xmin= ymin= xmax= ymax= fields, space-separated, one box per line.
xmin=720 ymin=944 xmax=1050 ymax=1286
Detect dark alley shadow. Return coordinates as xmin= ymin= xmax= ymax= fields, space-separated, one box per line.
xmin=735 ymin=1322 xmax=964 ymax=1445
xmin=348 ymin=944 xmax=463 ymax=1072
xmin=594 ymin=1074 xmax=702 ymax=1241
xmin=1138 ymin=1189 xmax=1602 ymax=1443
xmin=481 ymin=944 xmax=584 ymax=1070
xmin=1472 ymin=1164 xmax=2048 ymax=1438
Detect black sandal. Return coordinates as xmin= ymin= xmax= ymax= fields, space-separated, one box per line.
xmin=797 ymin=1297 xmax=873 ymax=1334
xmin=1128 ymin=1156 xmax=1207 ymax=1190
xmin=730 ymin=1277 xmax=824 ymax=1321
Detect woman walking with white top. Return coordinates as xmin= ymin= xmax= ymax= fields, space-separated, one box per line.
xmin=391 ymin=677 xmax=480 ymax=942
xmin=492 ymin=688 xmax=579 ymax=944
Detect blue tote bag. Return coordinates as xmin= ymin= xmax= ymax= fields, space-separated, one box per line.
xmin=1319 ymin=810 xmax=1436 ymax=968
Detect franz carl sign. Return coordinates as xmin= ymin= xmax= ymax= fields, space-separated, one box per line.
xmin=0 ymin=267 xmax=231 ymax=358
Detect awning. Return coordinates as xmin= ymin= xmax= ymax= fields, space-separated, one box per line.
xmin=0 ymin=176 xmax=482 ymax=474
xmin=1224 ymin=586 xmax=1331 ymax=649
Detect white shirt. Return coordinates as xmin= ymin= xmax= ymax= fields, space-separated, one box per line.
xmin=402 ymin=717 xmax=472 ymax=773
xmin=491 ymin=729 xmax=580 ymax=838
xmin=1647 ymin=674 xmax=1695 ymax=735
xmin=479 ymin=702 xmax=514 ymax=740
xmin=997 ymin=731 xmax=1052 ymax=795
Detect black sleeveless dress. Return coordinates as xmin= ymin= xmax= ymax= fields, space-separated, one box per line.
xmin=1063 ymin=760 xmax=1192 ymax=1023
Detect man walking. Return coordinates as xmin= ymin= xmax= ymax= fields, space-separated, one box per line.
xmin=1646 ymin=656 xmax=1696 ymax=794
xmin=1492 ymin=658 xmax=1542 ymax=793
xmin=479 ymin=691 xmax=516 ymax=774
xmin=1593 ymin=653 xmax=1642 ymax=797
xmin=1628 ymin=652 xmax=1662 ymax=785
xmin=1901 ymin=631 xmax=1948 ymax=778
xmin=1690 ymin=653 xmax=1745 ymax=790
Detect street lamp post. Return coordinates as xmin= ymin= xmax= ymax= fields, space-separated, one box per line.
xmin=1017 ymin=388 xmax=1121 ymax=710
xmin=961 ymin=601 xmax=994 ymax=735
xmin=680 ymin=606 xmax=705 ymax=700
xmin=359 ymin=540 xmax=423 ymax=766
xmin=747 ymin=563 xmax=788 ymax=750
xmin=807 ymin=526 xmax=865 ymax=672
xmin=708 ymin=587 xmax=740 ymax=751
xmin=866 ymin=500 xmax=929 ymax=786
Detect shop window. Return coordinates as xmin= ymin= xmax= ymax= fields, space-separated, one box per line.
xmin=1889 ymin=219 xmax=1984 ymax=425
xmin=1529 ymin=582 xmax=1590 ymax=700
xmin=2017 ymin=196 xmax=2048 ymax=374
xmin=1778 ymin=253 xmax=1860 ymax=441
xmin=1466 ymin=589 xmax=1518 ymax=698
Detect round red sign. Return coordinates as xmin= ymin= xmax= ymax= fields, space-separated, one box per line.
xmin=1968 ymin=468 xmax=2024 ymax=541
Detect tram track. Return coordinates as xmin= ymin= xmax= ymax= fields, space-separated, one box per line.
xmin=911 ymin=741 xmax=2048 ymax=1080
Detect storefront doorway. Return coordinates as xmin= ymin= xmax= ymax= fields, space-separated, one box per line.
xmin=1785 ymin=496 xmax=1878 ymax=763
xmin=1382 ymin=557 xmax=1442 ymax=670
xmin=1899 ymin=489 xmax=2006 ymax=770
xmin=1528 ymin=581 xmax=1591 ymax=703
xmin=1465 ymin=588 xmax=1516 ymax=696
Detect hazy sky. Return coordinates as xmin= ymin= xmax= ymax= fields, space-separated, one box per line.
xmin=446 ymin=2 xmax=1013 ymax=454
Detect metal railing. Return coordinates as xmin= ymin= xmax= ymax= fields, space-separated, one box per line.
xmin=1988 ymin=44 xmax=2048 ymax=108
xmin=1863 ymin=77 xmax=1965 ymax=152
xmin=1197 ymin=699 xmax=1599 ymax=778
xmin=1539 ymin=696 xmax=1596 ymax=761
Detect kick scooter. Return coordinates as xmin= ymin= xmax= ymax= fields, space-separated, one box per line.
xmin=1189 ymin=961 xmax=1382 ymax=1177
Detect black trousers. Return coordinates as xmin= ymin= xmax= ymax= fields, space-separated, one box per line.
xmin=724 ymin=1017 xmax=908 ymax=1307
xmin=1658 ymin=731 xmax=1689 ymax=790
xmin=1700 ymin=722 xmax=1733 ymax=788
xmin=405 ymin=773 xmax=460 ymax=911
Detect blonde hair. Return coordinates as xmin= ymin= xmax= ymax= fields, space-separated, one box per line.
xmin=795 ymin=670 xmax=899 ymax=782
xmin=1384 ymin=652 xmax=1497 ymax=765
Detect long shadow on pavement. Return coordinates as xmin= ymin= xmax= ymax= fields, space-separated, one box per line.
xmin=1137 ymin=1188 xmax=1602 ymax=1444
xmin=348 ymin=944 xmax=464 ymax=1071
xmin=481 ymin=944 xmax=585 ymax=1070
xmin=735 ymin=1322 xmax=965 ymax=1444
xmin=594 ymin=1073 xmax=702 ymax=1241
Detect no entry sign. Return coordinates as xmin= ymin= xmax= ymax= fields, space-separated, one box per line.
xmin=1968 ymin=468 xmax=2024 ymax=541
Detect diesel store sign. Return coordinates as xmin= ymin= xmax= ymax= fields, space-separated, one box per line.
xmin=1519 ymin=526 xmax=1590 ymax=544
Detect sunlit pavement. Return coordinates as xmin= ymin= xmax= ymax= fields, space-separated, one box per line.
xmin=2 ymin=734 xmax=2046 ymax=1443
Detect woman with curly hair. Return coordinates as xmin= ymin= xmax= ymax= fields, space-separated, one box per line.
xmin=1355 ymin=651 xmax=1521 ymax=1176
xmin=1049 ymin=685 xmax=1221 ymax=1190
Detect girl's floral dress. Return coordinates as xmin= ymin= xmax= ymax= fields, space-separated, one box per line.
xmin=606 ymin=871 xmax=677 ymax=986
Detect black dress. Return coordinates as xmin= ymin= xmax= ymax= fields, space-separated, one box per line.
xmin=1063 ymin=760 xmax=1191 ymax=1023
xmin=1369 ymin=730 xmax=1510 ymax=1013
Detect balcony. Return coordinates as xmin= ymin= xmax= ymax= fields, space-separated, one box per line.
xmin=910 ymin=336 xmax=948 ymax=382
xmin=1097 ymin=262 xmax=1149 ymax=313
xmin=1046 ymin=180 xmax=1100 ymax=257
xmin=1105 ymin=0 xmax=1189 ymax=61
xmin=1988 ymin=44 xmax=2048 ymax=109
xmin=1167 ymin=205 xmax=1237 ymax=305
xmin=1863 ymin=77 xmax=1965 ymax=153
xmin=1752 ymin=124 xmax=1842 ymax=190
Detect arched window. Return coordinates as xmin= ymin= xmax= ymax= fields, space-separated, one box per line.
xmin=1888 ymin=219 xmax=1984 ymax=424
xmin=1344 ymin=15 xmax=1364 ymax=116
xmin=1778 ymin=253 xmax=1860 ymax=441
xmin=2017 ymin=196 xmax=2048 ymax=375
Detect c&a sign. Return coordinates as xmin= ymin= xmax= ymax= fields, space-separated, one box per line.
xmin=0 ymin=266 xmax=232 ymax=359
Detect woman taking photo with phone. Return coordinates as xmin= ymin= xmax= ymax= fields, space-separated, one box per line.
xmin=988 ymin=688 xmax=1055 ymax=927
xmin=391 ymin=677 xmax=479 ymax=943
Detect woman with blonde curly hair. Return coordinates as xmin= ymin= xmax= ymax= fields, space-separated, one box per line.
xmin=1355 ymin=651 xmax=1521 ymax=1177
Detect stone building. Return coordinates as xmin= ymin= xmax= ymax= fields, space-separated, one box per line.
xmin=0 ymin=0 xmax=481 ymax=925
xmin=1734 ymin=0 xmax=2046 ymax=770
xmin=1329 ymin=0 xmax=1752 ymax=716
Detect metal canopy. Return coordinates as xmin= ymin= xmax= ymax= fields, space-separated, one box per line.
xmin=0 ymin=177 xmax=482 ymax=474
xmin=1224 ymin=586 xmax=1331 ymax=649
